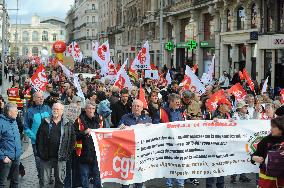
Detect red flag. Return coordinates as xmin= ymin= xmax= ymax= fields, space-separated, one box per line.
xmin=280 ymin=89 xmax=284 ymax=104
xmin=239 ymin=71 xmax=245 ymax=80
xmin=139 ymin=83 xmax=148 ymax=109
xmin=205 ymin=90 xmax=226 ymax=112
xmin=150 ymin=63 xmax=157 ymax=70
xmin=181 ymin=75 xmax=191 ymax=91
xmin=192 ymin=64 xmax=198 ymax=74
xmin=228 ymin=83 xmax=247 ymax=102
xmin=30 ymin=65 xmax=48 ymax=91
xmin=242 ymin=69 xmax=255 ymax=92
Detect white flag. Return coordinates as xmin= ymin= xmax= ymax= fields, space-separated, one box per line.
xmin=185 ymin=65 xmax=206 ymax=95
xmin=92 ymin=41 xmax=110 ymax=68
xmin=67 ymin=42 xmax=83 ymax=62
xmin=165 ymin=70 xmax=172 ymax=86
xmin=114 ymin=59 xmax=133 ymax=90
xmin=58 ymin=61 xmax=73 ymax=81
xmin=206 ymin=55 xmax=215 ymax=84
xmin=131 ymin=41 xmax=150 ymax=70
xmin=73 ymin=74 xmax=85 ymax=99
xmin=261 ymin=76 xmax=269 ymax=94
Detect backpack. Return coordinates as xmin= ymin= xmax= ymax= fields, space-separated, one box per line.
xmin=265 ymin=143 xmax=284 ymax=178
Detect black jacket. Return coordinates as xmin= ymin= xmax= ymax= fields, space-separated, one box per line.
xmin=75 ymin=112 xmax=100 ymax=164
xmin=36 ymin=116 xmax=75 ymax=161
xmin=251 ymin=135 xmax=284 ymax=170
xmin=111 ymin=100 xmax=131 ymax=128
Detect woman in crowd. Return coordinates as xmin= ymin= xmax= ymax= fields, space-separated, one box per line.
xmin=251 ymin=116 xmax=284 ymax=188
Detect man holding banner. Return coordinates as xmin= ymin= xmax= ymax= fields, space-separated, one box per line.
xmin=119 ymin=99 xmax=152 ymax=188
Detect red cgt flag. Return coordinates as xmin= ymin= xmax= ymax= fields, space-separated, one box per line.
xmin=138 ymin=83 xmax=148 ymax=109
xmin=228 ymin=83 xmax=247 ymax=102
xmin=205 ymin=89 xmax=227 ymax=112
xmin=280 ymin=89 xmax=284 ymax=104
xmin=242 ymin=69 xmax=255 ymax=92
xmin=239 ymin=71 xmax=245 ymax=80
xmin=31 ymin=65 xmax=48 ymax=91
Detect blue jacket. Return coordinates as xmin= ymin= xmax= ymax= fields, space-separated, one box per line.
xmin=24 ymin=104 xmax=51 ymax=144
xmin=119 ymin=113 xmax=152 ymax=126
xmin=0 ymin=114 xmax=22 ymax=160
xmin=156 ymin=104 xmax=184 ymax=123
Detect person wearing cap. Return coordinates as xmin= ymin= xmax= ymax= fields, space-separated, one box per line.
xmin=206 ymin=97 xmax=232 ymax=188
xmin=181 ymin=90 xmax=202 ymax=120
xmin=44 ymin=91 xmax=60 ymax=108
xmin=230 ymin=101 xmax=252 ymax=184
xmin=232 ymin=101 xmax=250 ymax=120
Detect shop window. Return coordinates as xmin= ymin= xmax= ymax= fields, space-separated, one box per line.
xmin=227 ymin=9 xmax=233 ymax=31
xmin=251 ymin=4 xmax=258 ymax=29
xmin=237 ymin=6 xmax=245 ymax=30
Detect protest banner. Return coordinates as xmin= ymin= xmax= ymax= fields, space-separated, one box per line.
xmin=64 ymin=103 xmax=81 ymax=123
xmin=91 ymin=120 xmax=270 ymax=185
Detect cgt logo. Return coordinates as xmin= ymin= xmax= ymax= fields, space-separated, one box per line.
xmin=96 ymin=130 xmax=136 ymax=180
xmin=245 ymin=136 xmax=263 ymax=154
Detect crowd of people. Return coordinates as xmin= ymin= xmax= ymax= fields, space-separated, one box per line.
xmin=0 ymin=60 xmax=284 ymax=188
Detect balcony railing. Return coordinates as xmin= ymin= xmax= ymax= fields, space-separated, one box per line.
xmin=85 ymin=9 xmax=98 ymax=14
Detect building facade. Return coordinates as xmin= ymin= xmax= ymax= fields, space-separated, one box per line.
xmin=65 ymin=0 xmax=283 ymax=89
xmin=9 ymin=15 xmax=65 ymax=57
xmin=65 ymin=0 xmax=99 ymax=59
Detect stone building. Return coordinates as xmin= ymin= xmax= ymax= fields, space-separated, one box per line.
xmin=9 ymin=15 xmax=65 ymax=57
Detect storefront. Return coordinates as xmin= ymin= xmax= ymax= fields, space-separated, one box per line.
xmin=258 ymin=34 xmax=284 ymax=88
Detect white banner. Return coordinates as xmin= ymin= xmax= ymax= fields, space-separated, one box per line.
xmin=91 ymin=120 xmax=270 ymax=185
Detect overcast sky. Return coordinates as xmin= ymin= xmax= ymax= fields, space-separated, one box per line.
xmin=7 ymin=0 xmax=74 ymax=24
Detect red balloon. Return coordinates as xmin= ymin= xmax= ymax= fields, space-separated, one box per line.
xmin=52 ymin=41 xmax=66 ymax=53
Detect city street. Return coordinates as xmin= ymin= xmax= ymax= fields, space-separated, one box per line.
xmin=20 ymin=144 xmax=258 ymax=188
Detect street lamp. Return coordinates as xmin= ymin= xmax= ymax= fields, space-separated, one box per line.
xmin=0 ymin=0 xmax=6 ymax=97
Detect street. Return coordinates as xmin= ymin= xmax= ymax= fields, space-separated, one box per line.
xmin=19 ymin=144 xmax=258 ymax=188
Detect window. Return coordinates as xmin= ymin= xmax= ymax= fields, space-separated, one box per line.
xmin=42 ymin=31 xmax=48 ymax=41
xmin=267 ymin=1 xmax=274 ymax=32
xmin=92 ymin=16 xmax=96 ymax=23
xmin=227 ymin=9 xmax=233 ymax=31
xmin=237 ymin=6 xmax=245 ymax=30
xmin=86 ymin=43 xmax=89 ymax=50
xmin=279 ymin=0 xmax=284 ymax=31
xmin=87 ymin=16 xmax=89 ymax=22
xmin=22 ymin=31 xmax=29 ymax=41
xmin=22 ymin=46 xmax=28 ymax=55
xmin=92 ymin=4 xmax=95 ymax=10
xmin=87 ymin=29 xmax=89 ymax=36
xmin=60 ymin=30 xmax=64 ymax=35
xmin=52 ymin=33 xmax=57 ymax=41
xmin=251 ymin=4 xmax=258 ymax=29
xmin=32 ymin=31 xmax=39 ymax=41
xmin=32 ymin=47 xmax=39 ymax=56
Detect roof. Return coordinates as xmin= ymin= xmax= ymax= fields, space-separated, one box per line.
xmin=40 ymin=17 xmax=65 ymax=24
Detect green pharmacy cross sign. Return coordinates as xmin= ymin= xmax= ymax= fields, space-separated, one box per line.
xmin=165 ymin=41 xmax=174 ymax=52
xmin=186 ymin=40 xmax=197 ymax=51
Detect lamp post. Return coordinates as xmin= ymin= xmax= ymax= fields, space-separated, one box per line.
xmin=1 ymin=0 xmax=6 ymax=97
xmin=159 ymin=0 xmax=163 ymax=68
